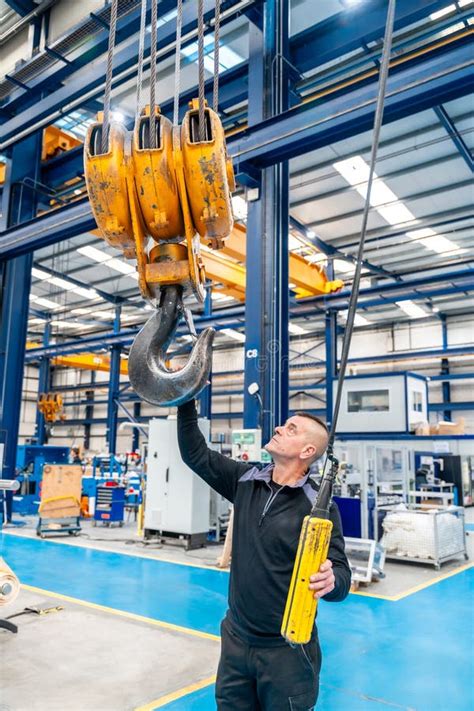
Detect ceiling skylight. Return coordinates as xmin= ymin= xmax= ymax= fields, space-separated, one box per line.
xmin=221 ymin=328 xmax=245 ymax=342
xmin=77 ymin=245 xmax=137 ymax=278
xmin=340 ymin=310 xmax=371 ymax=327
xmin=289 ymin=323 xmax=310 ymax=335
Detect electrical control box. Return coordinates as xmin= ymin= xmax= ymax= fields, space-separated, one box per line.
xmin=231 ymin=429 xmax=263 ymax=462
xmin=144 ymin=417 xmax=211 ymax=548
xmin=333 ymin=372 xmax=428 ymax=434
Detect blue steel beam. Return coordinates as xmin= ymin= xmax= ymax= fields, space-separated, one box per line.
xmin=0 ymin=0 xmax=253 ymax=148
xmin=433 ymin=105 xmax=474 ymax=173
xmin=228 ymin=40 xmax=474 ymax=168
xmin=4 ymin=40 xmax=472 ymax=253
xmin=290 ymin=215 xmax=398 ymax=280
xmin=290 ymin=0 xmax=453 ymax=74
xmin=4 ymin=0 xmax=35 ymax=15
xmin=1 ymin=0 xmax=451 ymax=138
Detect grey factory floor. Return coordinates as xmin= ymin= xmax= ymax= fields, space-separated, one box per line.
xmin=1 ymin=507 xmax=473 ymax=711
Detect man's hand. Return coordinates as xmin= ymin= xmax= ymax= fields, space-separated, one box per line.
xmin=309 ymin=559 xmax=335 ymax=599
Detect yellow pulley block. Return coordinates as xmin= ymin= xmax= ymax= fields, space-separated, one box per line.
xmin=126 ymin=125 xmax=206 ymax=304
xmin=84 ymin=113 xmax=136 ymax=259
xmin=131 ymin=105 xmax=184 ymax=241
xmin=181 ymin=99 xmax=235 ymax=250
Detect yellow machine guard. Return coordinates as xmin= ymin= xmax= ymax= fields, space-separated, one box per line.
xmin=84 ymin=115 xmax=136 ymax=259
xmin=181 ymin=100 xmax=235 ymax=250
xmin=132 ymin=106 xmax=185 ymax=242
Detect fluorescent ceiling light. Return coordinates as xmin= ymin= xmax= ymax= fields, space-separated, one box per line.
xmin=232 ymin=195 xmax=248 ymax=221
xmin=289 ymin=323 xmax=309 ymax=335
xmin=29 ymin=317 xmax=46 ymax=325
xmin=71 ymin=307 xmax=92 ymax=315
xmin=419 ymin=235 xmax=461 ymax=254
xmin=212 ymin=292 xmax=234 ymax=302
xmin=32 ymin=267 xmax=50 ymax=280
xmin=97 ymin=311 xmax=115 ymax=320
xmin=406 ymin=228 xmax=436 ymax=240
xmin=306 ymin=230 xmax=316 ymax=238
xmin=50 ymin=320 xmax=83 ymax=329
xmin=376 ymin=203 xmax=416 ymax=226
xmin=106 ymin=258 xmax=136 ymax=275
xmin=48 ymin=276 xmax=76 ymax=291
xmin=73 ymin=286 xmax=100 ymax=300
xmin=395 ymin=300 xmax=429 ymax=319
xmin=334 ymin=259 xmax=355 ymax=273
xmin=111 ymin=111 xmax=125 ymax=123
xmin=30 ymin=293 xmax=62 ymax=310
xmin=340 ymin=310 xmax=371 ymax=327
xmin=430 ymin=4 xmax=456 ymax=20
xmin=221 ymin=328 xmax=245 ymax=342
xmin=439 ymin=21 xmax=465 ymax=35
xmin=77 ymin=245 xmax=110 ymax=262
xmin=458 ymin=0 xmax=474 ymax=6
xmin=74 ymin=188 xmax=82 ymax=195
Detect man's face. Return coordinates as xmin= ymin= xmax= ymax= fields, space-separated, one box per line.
xmin=264 ymin=415 xmax=327 ymax=464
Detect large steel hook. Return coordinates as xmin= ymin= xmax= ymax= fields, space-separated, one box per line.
xmin=128 ymin=285 xmax=215 ymax=407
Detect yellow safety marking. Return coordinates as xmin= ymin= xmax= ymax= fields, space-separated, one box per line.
xmin=2 ymin=530 xmax=229 ymax=573
xmin=352 ymin=561 xmax=473 ymax=602
xmin=135 ymin=675 xmax=216 ymax=711
xmin=21 ymin=583 xmax=220 ymax=642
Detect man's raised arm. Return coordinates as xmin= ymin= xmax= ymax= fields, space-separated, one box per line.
xmin=177 ymin=399 xmax=252 ymax=503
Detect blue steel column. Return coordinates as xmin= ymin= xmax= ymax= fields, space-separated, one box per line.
xmin=106 ymin=306 xmax=122 ymax=455
xmin=84 ymin=372 xmax=96 ymax=451
xmin=35 ymin=320 xmax=52 ymax=445
xmin=199 ymin=283 xmax=213 ymax=419
xmin=243 ymin=0 xmax=290 ymax=442
xmin=0 ymin=132 xmax=41 ymax=517
xmin=440 ymin=314 xmax=452 ymax=421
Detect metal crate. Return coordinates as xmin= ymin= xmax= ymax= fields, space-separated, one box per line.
xmin=381 ymin=505 xmax=468 ymax=569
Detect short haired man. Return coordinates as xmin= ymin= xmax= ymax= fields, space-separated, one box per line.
xmin=178 ymin=400 xmax=351 ymax=710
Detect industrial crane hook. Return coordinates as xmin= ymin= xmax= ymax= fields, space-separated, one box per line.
xmin=128 ymin=285 xmax=215 ymax=407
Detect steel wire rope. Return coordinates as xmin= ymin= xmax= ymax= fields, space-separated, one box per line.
xmin=149 ymin=0 xmax=158 ymax=148
xmin=135 ymin=0 xmax=147 ymax=123
xmin=197 ymin=0 xmax=206 ymax=141
xmin=102 ymin=0 xmax=119 ymax=154
xmin=311 ymin=0 xmax=397 ymax=512
xmin=213 ymin=0 xmax=221 ymax=113
xmin=173 ymin=0 xmax=184 ymax=126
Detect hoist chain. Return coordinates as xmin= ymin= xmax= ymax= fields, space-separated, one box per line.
xmin=135 ymin=0 xmax=147 ymax=123
xmin=173 ymin=0 xmax=184 ymax=126
xmin=197 ymin=0 xmax=206 ymax=141
xmin=149 ymin=0 xmax=158 ymax=148
xmin=213 ymin=0 xmax=221 ymax=113
xmin=102 ymin=0 xmax=119 ymax=154
xmin=312 ymin=0 xmax=397 ymax=512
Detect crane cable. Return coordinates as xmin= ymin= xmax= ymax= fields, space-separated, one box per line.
xmin=213 ymin=0 xmax=221 ymax=113
xmin=102 ymin=0 xmax=119 ymax=153
xmin=149 ymin=0 xmax=158 ymax=148
xmin=135 ymin=0 xmax=147 ymax=123
xmin=173 ymin=0 xmax=184 ymax=126
xmin=197 ymin=0 xmax=206 ymax=141
xmin=311 ymin=0 xmax=397 ymax=515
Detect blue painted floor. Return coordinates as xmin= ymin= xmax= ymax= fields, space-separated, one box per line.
xmin=2 ymin=533 xmax=473 ymax=711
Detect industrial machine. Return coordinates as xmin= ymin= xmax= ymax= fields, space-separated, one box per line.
xmin=144 ymin=417 xmax=211 ymax=548
xmin=14 ymin=445 xmax=69 ymax=515
xmin=334 ymin=372 xmax=428 ymax=435
xmin=231 ymin=429 xmax=263 ymax=462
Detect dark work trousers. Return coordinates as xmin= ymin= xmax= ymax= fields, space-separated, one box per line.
xmin=215 ymin=619 xmax=321 ymax=711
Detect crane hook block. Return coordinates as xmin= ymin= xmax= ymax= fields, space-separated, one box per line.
xmin=132 ymin=106 xmax=185 ymax=242
xmin=84 ymin=114 xmax=136 ymax=259
xmin=181 ymin=99 xmax=235 ymax=250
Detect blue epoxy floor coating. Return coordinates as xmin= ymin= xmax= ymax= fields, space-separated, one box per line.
xmin=2 ymin=533 xmax=473 ymax=711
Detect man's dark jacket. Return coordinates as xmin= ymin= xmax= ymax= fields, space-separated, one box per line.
xmin=178 ymin=400 xmax=351 ymax=647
